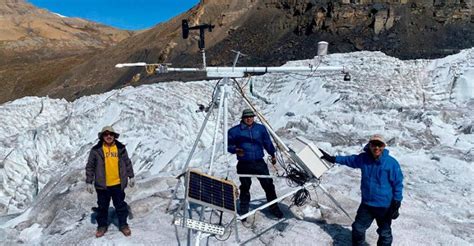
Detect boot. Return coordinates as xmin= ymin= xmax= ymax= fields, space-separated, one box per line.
xmin=269 ymin=205 xmax=284 ymax=219
xmin=95 ymin=226 xmax=108 ymax=238
xmin=120 ymin=225 xmax=131 ymax=236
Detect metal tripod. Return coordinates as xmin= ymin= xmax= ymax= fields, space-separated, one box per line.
xmin=116 ymin=41 xmax=350 ymax=245
xmin=165 ymin=76 xmax=238 ymax=246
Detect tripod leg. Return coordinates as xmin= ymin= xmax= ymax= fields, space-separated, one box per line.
xmin=166 ymin=99 xmax=217 ymax=212
xmin=317 ymin=184 xmax=354 ymax=222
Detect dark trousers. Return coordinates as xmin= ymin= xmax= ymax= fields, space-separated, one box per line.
xmin=96 ymin=184 xmax=129 ymax=228
xmin=352 ymin=203 xmax=393 ymax=246
xmin=236 ymin=159 xmax=278 ymax=214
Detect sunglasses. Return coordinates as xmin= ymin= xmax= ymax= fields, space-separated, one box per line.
xmin=370 ymin=141 xmax=385 ymax=148
xmin=103 ymin=132 xmax=115 ymax=137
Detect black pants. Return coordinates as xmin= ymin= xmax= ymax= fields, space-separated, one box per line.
xmin=96 ymin=184 xmax=129 ymax=228
xmin=236 ymin=159 xmax=278 ymax=214
xmin=352 ymin=203 xmax=392 ymax=246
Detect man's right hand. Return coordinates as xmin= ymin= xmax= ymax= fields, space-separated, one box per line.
xmin=271 ymin=156 xmax=277 ymax=165
xmin=319 ymin=148 xmax=336 ymax=163
xmin=86 ymin=183 xmax=94 ymax=194
xmin=236 ymin=148 xmax=245 ymax=157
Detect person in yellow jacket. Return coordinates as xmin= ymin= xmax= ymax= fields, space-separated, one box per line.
xmin=85 ymin=126 xmax=135 ymax=238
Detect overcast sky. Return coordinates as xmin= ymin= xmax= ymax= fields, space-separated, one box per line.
xmin=29 ymin=0 xmax=199 ymax=30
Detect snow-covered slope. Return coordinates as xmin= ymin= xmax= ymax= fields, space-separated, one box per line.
xmin=0 ymin=49 xmax=472 ymax=245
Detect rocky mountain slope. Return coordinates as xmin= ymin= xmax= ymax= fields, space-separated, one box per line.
xmin=44 ymin=0 xmax=473 ymax=102
xmin=0 ymin=0 xmax=133 ymax=103
xmin=1 ymin=0 xmax=473 ymax=103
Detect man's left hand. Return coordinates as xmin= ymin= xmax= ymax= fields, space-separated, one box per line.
xmin=388 ymin=200 xmax=401 ymax=220
xmin=129 ymin=178 xmax=135 ymax=188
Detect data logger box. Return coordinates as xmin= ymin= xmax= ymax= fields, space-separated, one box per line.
xmin=288 ymin=137 xmax=333 ymax=179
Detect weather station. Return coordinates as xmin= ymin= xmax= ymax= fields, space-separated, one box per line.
xmin=116 ymin=19 xmax=353 ymax=246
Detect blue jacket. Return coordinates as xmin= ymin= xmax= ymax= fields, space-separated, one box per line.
xmin=335 ymin=145 xmax=403 ymax=208
xmin=228 ymin=122 xmax=276 ymax=161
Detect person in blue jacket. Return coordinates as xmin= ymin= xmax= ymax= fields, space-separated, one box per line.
xmin=228 ymin=109 xmax=283 ymax=220
xmin=320 ymin=134 xmax=403 ymax=246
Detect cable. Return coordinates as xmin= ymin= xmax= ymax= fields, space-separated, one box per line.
xmin=291 ymin=188 xmax=311 ymax=207
xmin=209 ymin=79 xmax=223 ymax=107
xmin=285 ymin=164 xmax=312 ymax=206
xmin=213 ymin=228 xmax=232 ymax=241
xmin=241 ymin=75 xmax=252 ymax=89
xmin=285 ymin=165 xmax=309 ymax=187
xmin=209 ymin=209 xmax=233 ymax=241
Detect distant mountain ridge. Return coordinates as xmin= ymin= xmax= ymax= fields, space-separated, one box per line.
xmin=0 ymin=0 xmax=473 ymax=103
xmin=0 ymin=0 xmax=133 ymax=103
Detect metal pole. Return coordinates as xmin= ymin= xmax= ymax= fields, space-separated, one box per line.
xmin=223 ymin=79 xmax=229 ymax=156
xmin=196 ymin=87 xmax=225 ymax=245
xmin=237 ymin=174 xmax=284 ymax=179
xmin=201 ymin=49 xmax=207 ymax=69
xmin=164 ymin=66 xmax=345 ymax=73
xmin=197 ymin=80 xmax=230 ymax=245
xmin=208 ymin=87 xmax=225 ymax=174
xmin=234 ymin=216 xmax=240 ymax=243
xmin=186 ymin=203 xmax=193 ymax=246
xmin=317 ymin=184 xmax=354 ymax=221
xmin=194 ymin=233 xmax=200 ymax=246
xmin=116 ymin=64 xmax=344 ymax=73
xmin=237 ymin=183 xmax=313 ymax=221
xmin=166 ymin=98 xmax=216 ymax=212
xmin=223 ymin=79 xmax=232 ymax=179
xmin=232 ymin=52 xmax=241 ymax=69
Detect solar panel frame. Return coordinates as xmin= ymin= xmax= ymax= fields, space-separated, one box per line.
xmin=186 ymin=169 xmax=237 ymax=214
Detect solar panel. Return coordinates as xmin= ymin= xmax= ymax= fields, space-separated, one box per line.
xmin=186 ymin=170 xmax=237 ymax=213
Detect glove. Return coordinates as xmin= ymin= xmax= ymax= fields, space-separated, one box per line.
xmin=236 ymin=148 xmax=245 ymax=157
xmin=129 ymin=177 xmax=135 ymax=188
xmin=271 ymin=156 xmax=277 ymax=165
xmin=319 ymin=148 xmax=336 ymax=163
xmin=86 ymin=183 xmax=94 ymax=194
xmin=388 ymin=200 xmax=401 ymax=220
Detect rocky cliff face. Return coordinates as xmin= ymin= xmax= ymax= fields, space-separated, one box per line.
xmin=0 ymin=0 xmax=133 ymax=103
xmin=201 ymin=0 xmax=473 ymax=67
xmin=1 ymin=0 xmax=473 ymax=103
xmin=272 ymin=0 xmax=473 ymax=58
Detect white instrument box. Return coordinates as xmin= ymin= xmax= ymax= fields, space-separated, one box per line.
xmin=288 ymin=137 xmax=333 ymax=179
